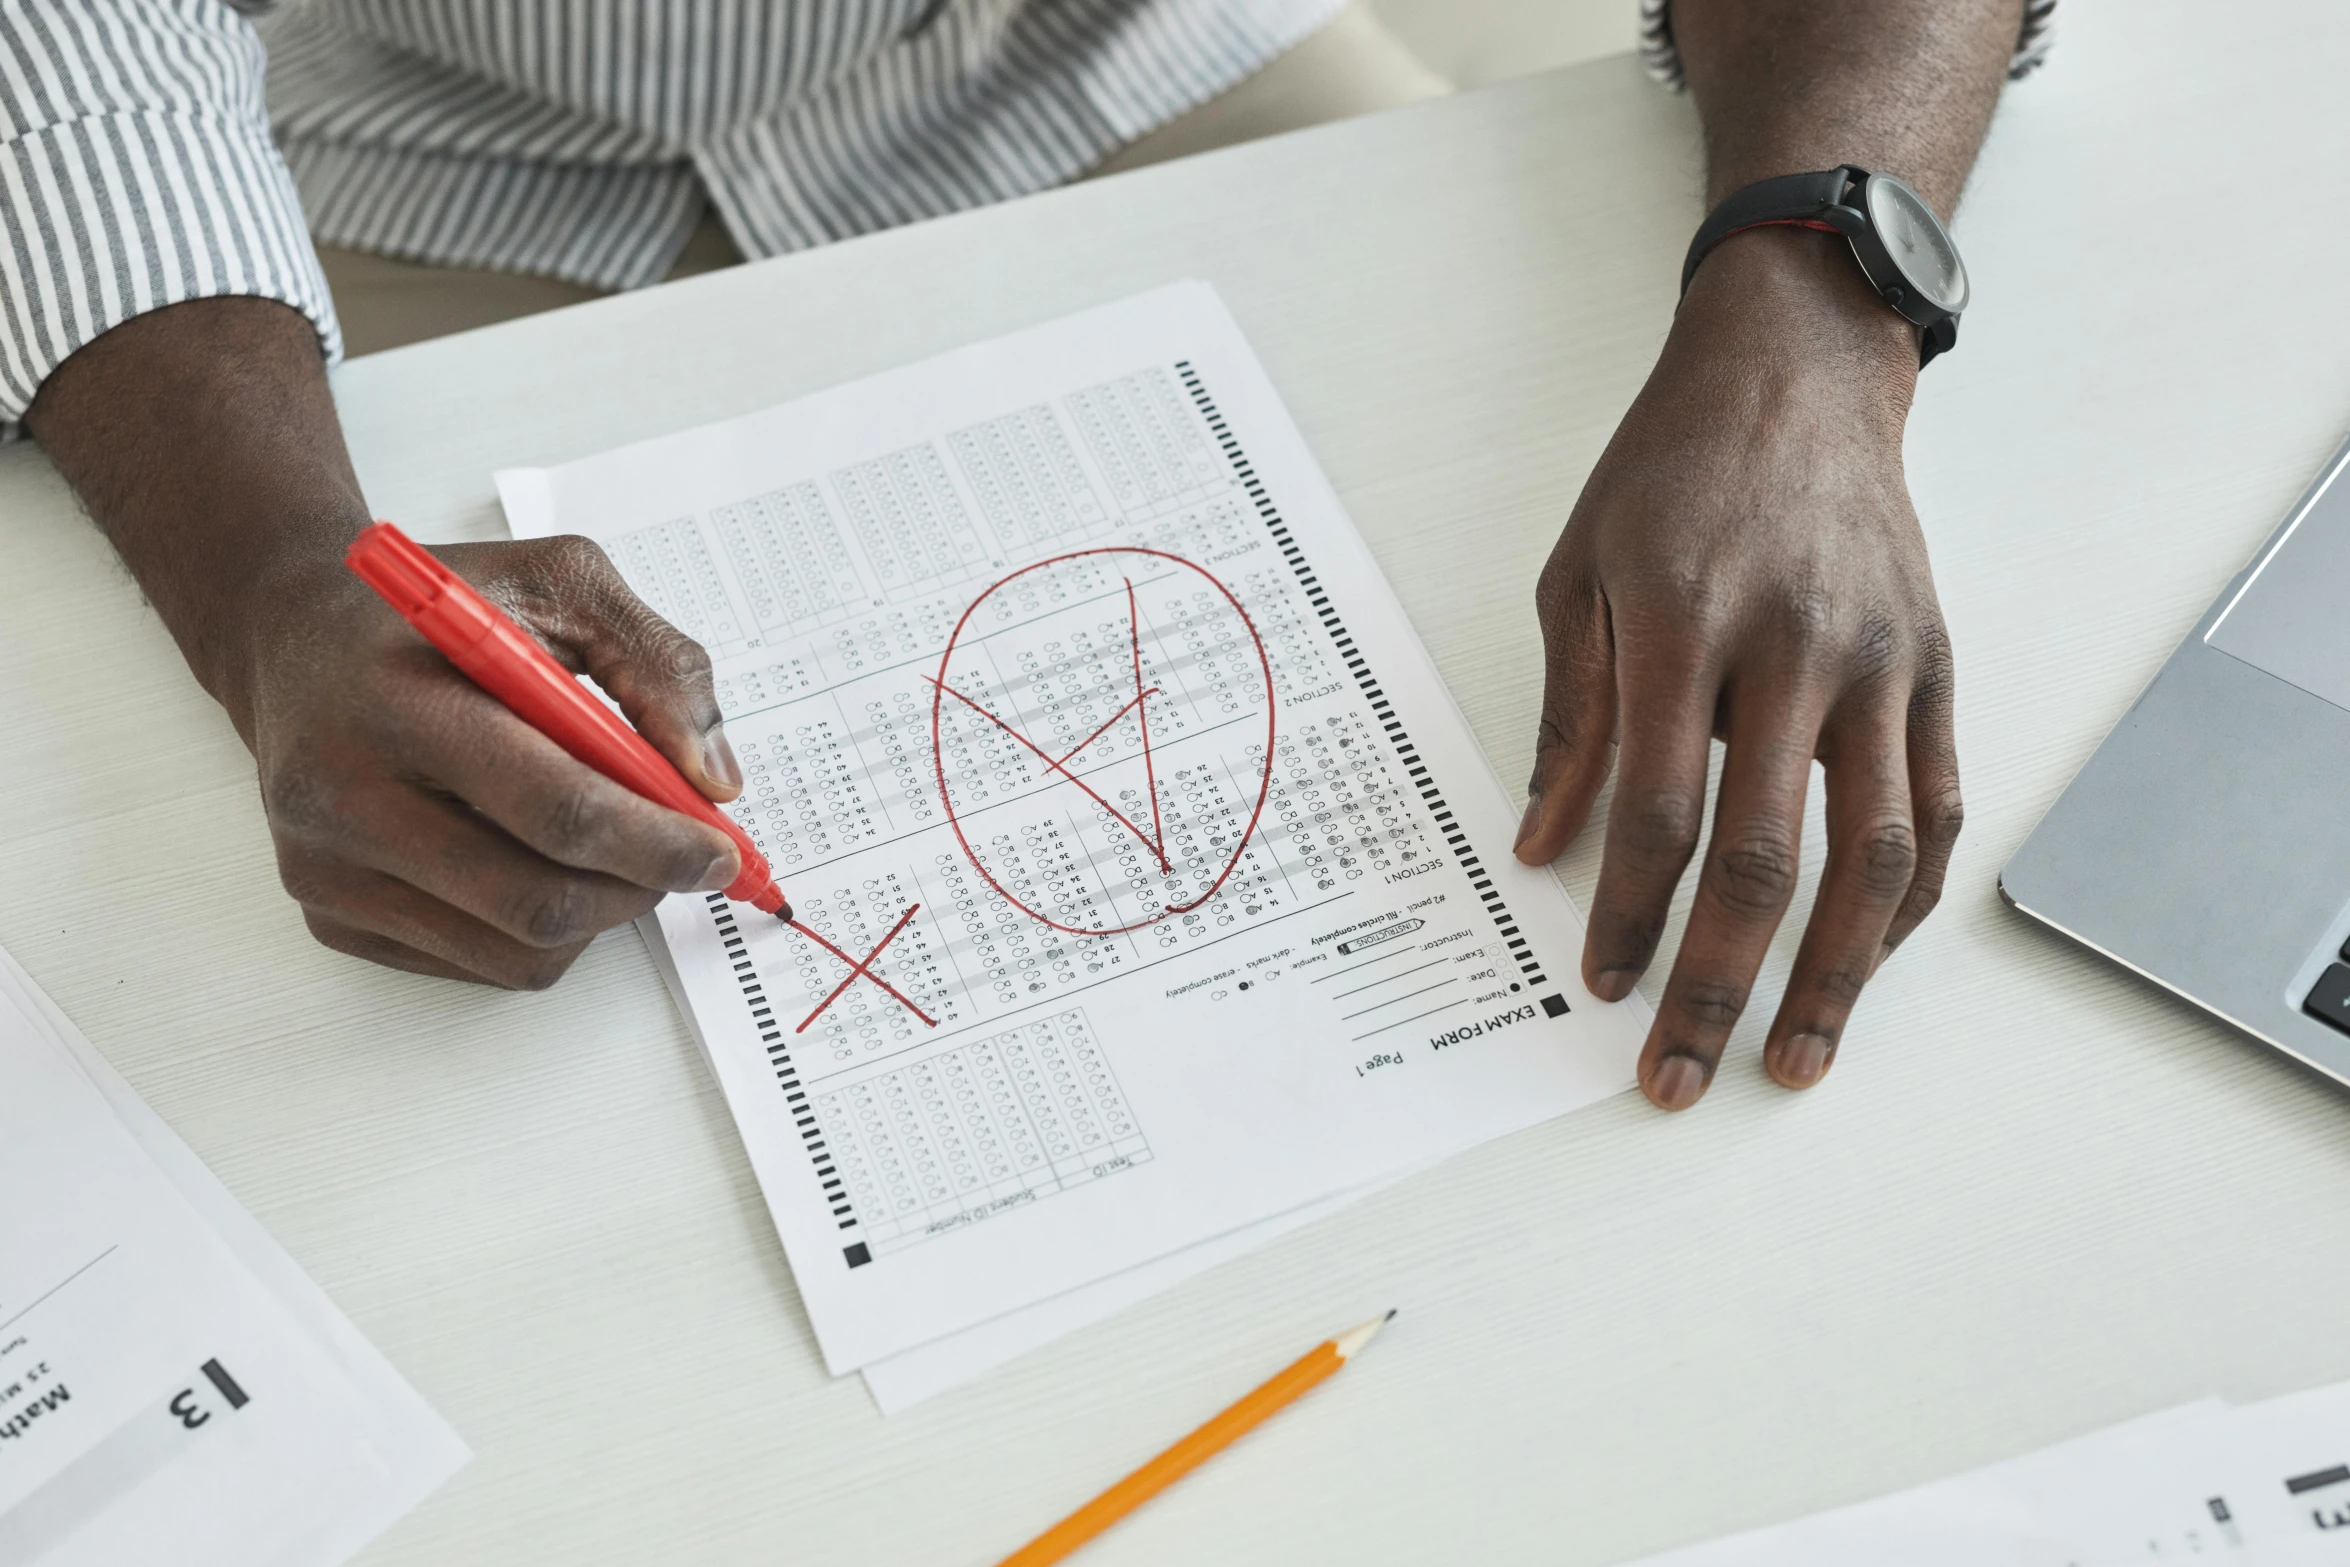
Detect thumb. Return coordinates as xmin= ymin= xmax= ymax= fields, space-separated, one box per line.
xmin=1514 ymin=571 xmax=1616 ymax=864
xmin=506 ymin=535 xmax=743 ymax=804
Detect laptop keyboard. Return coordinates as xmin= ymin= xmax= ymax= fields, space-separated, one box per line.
xmin=2304 ymin=955 xmax=2350 ymax=1033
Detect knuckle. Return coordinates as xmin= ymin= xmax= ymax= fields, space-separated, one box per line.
xmin=1914 ymin=613 xmax=1954 ymax=669
xmin=275 ymin=851 xmax=341 ymax=911
xmin=1853 ymin=816 xmax=1919 ymax=895
xmin=1619 ymin=786 xmax=1704 ymax=861
xmin=1920 ymin=787 xmax=1966 ymax=852
xmin=1531 ymin=707 xmax=1584 ymax=771
xmin=512 ymin=535 xmax=619 ymax=620
xmin=1773 ymin=580 xmax=1837 ymax=653
xmin=1910 ymin=628 xmax=1957 ymax=710
xmin=259 ymin=759 xmax=342 ymax=839
xmin=1675 ymin=978 xmax=1748 ymax=1029
xmin=543 ymin=532 xmax=614 ymax=584
xmin=1848 ymin=610 xmax=1904 ymax=684
xmin=1533 ymin=556 xmax=1570 ymax=616
xmin=1658 ymin=558 xmax=1717 ymax=620
xmin=1534 ymin=554 xmax=1591 ymax=627
xmin=1624 ymin=560 xmax=1725 ymax=648
xmin=533 ymin=783 xmax=609 ymax=862
xmin=1706 ymin=832 xmax=1798 ymax=917
xmin=1590 ymin=909 xmax=1666 ymax=969
xmin=1812 ymin=962 xmax=1871 ymax=1008
xmin=510 ymin=876 xmax=601 ymax=948
xmin=650 ymin=629 xmax=715 ymax=690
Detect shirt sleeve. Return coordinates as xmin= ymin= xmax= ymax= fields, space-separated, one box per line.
xmin=0 ymin=0 xmax=339 ymax=432
xmin=1639 ymin=0 xmax=2056 ymax=93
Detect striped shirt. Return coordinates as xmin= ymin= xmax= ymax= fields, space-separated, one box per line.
xmin=0 ymin=1 xmax=2054 ymax=431
xmin=0 ymin=0 xmax=1342 ymax=424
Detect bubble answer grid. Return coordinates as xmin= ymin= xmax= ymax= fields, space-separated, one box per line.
xmin=812 ymin=1007 xmax=1150 ymax=1256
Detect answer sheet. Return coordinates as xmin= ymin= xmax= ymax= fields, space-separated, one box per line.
xmin=0 ymin=946 xmax=467 ymax=1566
xmin=500 ymin=282 xmax=1648 ymax=1373
xmin=640 ymin=910 xmax=1398 ymax=1412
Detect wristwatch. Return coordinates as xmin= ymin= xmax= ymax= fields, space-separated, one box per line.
xmin=1680 ymin=166 xmax=1969 ymax=368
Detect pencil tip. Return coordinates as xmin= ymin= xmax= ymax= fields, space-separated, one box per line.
xmin=1334 ymin=1311 xmax=1395 ymax=1360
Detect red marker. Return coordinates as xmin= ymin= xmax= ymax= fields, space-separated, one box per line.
xmin=345 ymin=521 xmax=788 ymax=918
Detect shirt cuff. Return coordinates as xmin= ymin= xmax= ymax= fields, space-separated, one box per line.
xmin=1640 ymin=0 xmax=2056 ymax=93
xmin=0 ymin=98 xmax=339 ymax=435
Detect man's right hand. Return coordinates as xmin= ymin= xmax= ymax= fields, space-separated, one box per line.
xmin=240 ymin=537 xmax=744 ymax=986
xmin=28 ymin=296 xmax=742 ymax=988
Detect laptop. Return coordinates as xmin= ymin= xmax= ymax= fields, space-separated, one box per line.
xmin=2003 ymin=430 xmax=2350 ymax=1082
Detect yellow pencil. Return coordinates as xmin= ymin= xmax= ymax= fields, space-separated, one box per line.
xmin=995 ymin=1311 xmax=1397 ymax=1567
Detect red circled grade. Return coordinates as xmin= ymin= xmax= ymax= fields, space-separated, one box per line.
xmin=928 ymin=547 xmax=1278 ymax=938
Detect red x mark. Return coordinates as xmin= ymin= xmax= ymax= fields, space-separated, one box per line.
xmin=788 ymin=904 xmax=939 ymax=1033
xmin=929 ymin=578 xmax=1173 ymax=873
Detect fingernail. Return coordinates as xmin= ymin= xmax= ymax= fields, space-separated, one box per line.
xmin=1647 ymin=1054 xmax=1706 ymax=1111
xmin=703 ymin=725 xmax=741 ymax=792
xmin=1513 ymin=796 xmax=1543 ymax=853
xmin=1590 ymin=967 xmax=1637 ymax=1003
xmin=697 ymin=848 xmax=738 ymax=892
xmin=1872 ymin=941 xmax=1896 ymax=978
xmin=1778 ymin=1032 xmax=1832 ymax=1088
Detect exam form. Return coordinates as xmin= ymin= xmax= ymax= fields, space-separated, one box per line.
xmin=640 ymin=912 xmax=1407 ymax=1411
xmin=500 ymin=282 xmax=1649 ymax=1373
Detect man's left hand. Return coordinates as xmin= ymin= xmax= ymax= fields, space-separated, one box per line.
xmin=1512 ymin=226 xmax=1966 ymax=1111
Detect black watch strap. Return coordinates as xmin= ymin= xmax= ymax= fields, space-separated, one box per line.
xmin=1678 ymin=167 xmax=1859 ymax=297
xmin=1680 ymin=166 xmax=1959 ymax=369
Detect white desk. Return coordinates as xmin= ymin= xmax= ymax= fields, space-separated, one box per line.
xmin=4 ymin=2 xmax=2348 ymax=1560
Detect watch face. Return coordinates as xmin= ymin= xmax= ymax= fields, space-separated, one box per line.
xmin=1864 ymin=174 xmax=1969 ymax=314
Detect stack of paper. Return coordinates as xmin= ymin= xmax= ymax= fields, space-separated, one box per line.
xmin=0 ymin=945 xmax=468 ymax=1565
xmin=496 ymin=283 xmax=1654 ymax=1410
xmin=1630 ymin=1381 xmax=2350 ymax=1564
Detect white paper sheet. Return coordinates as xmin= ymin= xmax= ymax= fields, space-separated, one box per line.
xmin=1625 ymin=1378 xmax=2350 ymax=1564
xmin=2103 ymin=1380 xmax=2350 ymax=1559
xmin=1626 ymin=1402 xmax=2233 ymax=1567
xmin=856 ymin=1178 xmax=1385 ymax=1414
xmin=501 ymin=282 xmax=1650 ymax=1374
xmin=641 ymin=912 xmax=1393 ymax=1412
xmin=0 ymin=946 xmax=467 ymax=1566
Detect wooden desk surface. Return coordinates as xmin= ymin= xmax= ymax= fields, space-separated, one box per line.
xmin=5 ymin=3 xmax=2349 ymax=1560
